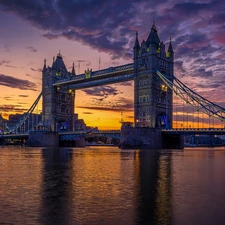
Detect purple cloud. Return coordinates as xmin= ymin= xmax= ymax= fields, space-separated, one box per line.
xmin=27 ymin=46 xmax=38 ymax=52
xmin=0 ymin=60 xmax=10 ymax=66
xmin=0 ymin=73 xmax=37 ymax=91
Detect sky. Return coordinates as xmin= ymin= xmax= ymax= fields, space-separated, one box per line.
xmin=0 ymin=0 xmax=225 ymax=129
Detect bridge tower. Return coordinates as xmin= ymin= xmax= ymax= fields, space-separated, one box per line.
xmin=42 ymin=52 xmax=76 ymax=131
xmin=133 ymin=24 xmax=174 ymax=129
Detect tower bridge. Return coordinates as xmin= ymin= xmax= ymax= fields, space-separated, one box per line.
xmin=3 ymin=24 xmax=225 ymax=148
xmin=42 ymin=24 xmax=174 ymax=134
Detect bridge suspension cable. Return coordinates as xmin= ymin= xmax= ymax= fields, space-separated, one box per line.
xmin=7 ymin=92 xmax=42 ymax=133
xmin=156 ymin=69 xmax=225 ymax=123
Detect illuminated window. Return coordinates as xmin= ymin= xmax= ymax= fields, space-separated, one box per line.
xmin=161 ymin=84 xmax=167 ymax=92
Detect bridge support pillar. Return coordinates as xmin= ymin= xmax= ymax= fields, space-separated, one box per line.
xmin=119 ymin=128 xmax=184 ymax=149
xmin=119 ymin=127 xmax=162 ymax=149
xmin=0 ymin=138 xmax=5 ymax=145
xmin=162 ymin=134 xmax=184 ymax=149
xmin=26 ymin=131 xmax=59 ymax=147
xmin=59 ymin=136 xmax=85 ymax=147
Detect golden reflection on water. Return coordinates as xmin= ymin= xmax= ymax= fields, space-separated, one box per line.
xmin=154 ymin=153 xmax=172 ymax=225
xmin=70 ymin=147 xmax=139 ymax=225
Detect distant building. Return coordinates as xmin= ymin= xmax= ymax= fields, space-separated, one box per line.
xmin=5 ymin=112 xmax=96 ymax=133
xmin=75 ymin=119 xmax=86 ymax=131
xmin=185 ymin=134 xmax=224 ymax=146
xmin=0 ymin=114 xmax=7 ymax=132
xmin=73 ymin=114 xmax=86 ymax=131
xmin=73 ymin=113 xmax=98 ymax=131
xmin=7 ymin=113 xmax=42 ymax=133
xmin=86 ymin=126 xmax=98 ymax=132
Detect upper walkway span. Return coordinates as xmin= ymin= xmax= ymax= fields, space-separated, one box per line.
xmin=53 ymin=63 xmax=134 ymax=89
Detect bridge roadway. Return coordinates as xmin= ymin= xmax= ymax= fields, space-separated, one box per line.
xmin=0 ymin=130 xmax=122 ymax=140
xmin=162 ymin=128 xmax=225 ymax=135
xmin=2 ymin=128 xmax=225 ymax=140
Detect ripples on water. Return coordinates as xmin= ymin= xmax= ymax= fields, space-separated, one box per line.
xmin=0 ymin=146 xmax=225 ymax=225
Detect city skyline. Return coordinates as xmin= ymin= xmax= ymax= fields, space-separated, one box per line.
xmin=0 ymin=0 xmax=225 ymax=129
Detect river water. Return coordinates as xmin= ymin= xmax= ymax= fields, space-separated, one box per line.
xmin=0 ymin=146 xmax=225 ymax=225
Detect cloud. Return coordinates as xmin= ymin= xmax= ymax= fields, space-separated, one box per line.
xmin=0 ymin=60 xmax=17 ymax=68
xmin=82 ymin=86 xmax=120 ymax=98
xmin=2 ymin=96 xmax=12 ymax=100
xmin=0 ymin=0 xmax=144 ymax=59
xmin=5 ymin=64 xmax=17 ymax=68
xmin=27 ymin=46 xmax=38 ymax=52
xmin=4 ymin=44 xmax=10 ymax=52
xmin=82 ymin=112 xmax=93 ymax=114
xmin=0 ymin=60 xmax=10 ymax=66
xmin=0 ymin=104 xmax=28 ymax=113
xmin=30 ymin=67 xmax=42 ymax=72
xmin=0 ymin=73 xmax=37 ymax=91
xmin=114 ymin=81 xmax=133 ymax=87
xmin=78 ymin=96 xmax=133 ymax=113
xmin=18 ymin=95 xmax=29 ymax=98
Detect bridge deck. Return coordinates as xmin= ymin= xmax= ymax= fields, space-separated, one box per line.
xmin=162 ymin=128 xmax=225 ymax=135
xmin=2 ymin=128 xmax=225 ymax=140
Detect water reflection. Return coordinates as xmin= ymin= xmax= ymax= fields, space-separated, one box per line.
xmin=70 ymin=148 xmax=138 ymax=225
xmin=33 ymin=147 xmax=173 ymax=225
xmin=136 ymin=150 xmax=172 ymax=225
xmin=2 ymin=146 xmax=211 ymax=225
xmin=40 ymin=148 xmax=73 ymax=225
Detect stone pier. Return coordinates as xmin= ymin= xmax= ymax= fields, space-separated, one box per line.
xmin=119 ymin=127 xmax=184 ymax=149
xmin=26 ymin=131 xmax=59 ymax=147
xmin=119 ymin=127 xmax=163 ymax=149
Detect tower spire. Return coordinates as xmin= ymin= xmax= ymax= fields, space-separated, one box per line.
xmin=57 ymin=50 xmax=62 ymax=58
xmin=43 ymin=59 xmax=46 ymax=72
xmin=133 ymin=31 xmax=140 ymax=49
xmin=153 ymin=20 xmax=156 ymax=30
xmin=168 ymin=37 xmax=174 ymax=53
xmin=72 ymin=62 xmax=76 ymax=75
xmin=146 ymin=23 xmax=160 ymax=45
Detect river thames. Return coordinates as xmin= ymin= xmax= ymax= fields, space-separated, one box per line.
xmin=0 ymin=146 xmax=225 ymax=225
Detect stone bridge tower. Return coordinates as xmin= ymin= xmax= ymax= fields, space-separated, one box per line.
xmin=133 ymin=24 xmax=174 ymax=129
xmin=42 ymin=53 xmax=76 ymax=131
